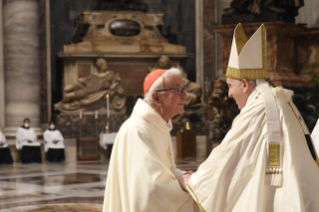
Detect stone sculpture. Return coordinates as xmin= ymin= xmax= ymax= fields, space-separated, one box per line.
xmin=54 ymin=58 xmax=125 ymax=112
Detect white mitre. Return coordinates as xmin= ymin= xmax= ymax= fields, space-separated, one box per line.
xmin=227 ymin=23 xmax=267 ymax=79
xmin=227 ymin=24 xmax=283 ymax=187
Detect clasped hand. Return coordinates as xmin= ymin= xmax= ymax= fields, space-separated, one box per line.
xmin=178 ymin=170 xmax=194 ymax=192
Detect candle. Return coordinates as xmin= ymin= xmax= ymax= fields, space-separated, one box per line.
xmin=79 ymin=110 xmax=82 ymax=119
xmin=107 ymin=94 xmax=110 ymax=118
xmin=95 ymin=110 xmax=98 ymax=119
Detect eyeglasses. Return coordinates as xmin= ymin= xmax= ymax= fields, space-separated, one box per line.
xmin=156 ymin=86 xmax=186 ymax=95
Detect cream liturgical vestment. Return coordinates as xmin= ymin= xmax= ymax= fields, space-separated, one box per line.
xmin=188 ymin=85 xmax=319 ymax=212
xmin=16 ymin=127 xmax=40 ymax=150
xmin=103 ymin=99 xmax=193 ymax=212
xmin=43 ymin=129 xmax=65 ymax=152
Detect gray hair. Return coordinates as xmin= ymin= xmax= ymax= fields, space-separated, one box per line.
xmin=144 ymin=67 xmax=182 ymax=104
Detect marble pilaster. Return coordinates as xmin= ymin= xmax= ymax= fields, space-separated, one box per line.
xmin=3 ymin=0 xmax=42 ymax=136
xmin=195 ymin=0 xmax=204 ymax=85
xmin=0 ymin=0 xmax=5 ymax=130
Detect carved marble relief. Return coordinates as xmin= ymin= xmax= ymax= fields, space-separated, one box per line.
xmin=54 ymin=58 xmax=125 ymax=112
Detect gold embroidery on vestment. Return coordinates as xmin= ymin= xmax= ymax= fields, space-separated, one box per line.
xmin=269 ymin=143 xmax=280 ymax=166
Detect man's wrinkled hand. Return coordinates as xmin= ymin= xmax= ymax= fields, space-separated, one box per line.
xmin=178 ymin=174 xmax=191 ymax=192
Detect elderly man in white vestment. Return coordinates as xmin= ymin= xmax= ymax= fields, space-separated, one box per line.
xmin=103 ymin=68 xmax=198 ymax=212
xmin=183 ymin=24 xmax=319 ymax=212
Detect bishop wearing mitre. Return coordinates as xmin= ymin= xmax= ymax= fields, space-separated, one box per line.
xmin=185 ymin=24 xmax=319 ymax=212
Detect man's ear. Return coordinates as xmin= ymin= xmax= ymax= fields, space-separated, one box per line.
xmin=152 ymin=92 xmax=161 ymax=105
xmin=242 ymin=79 xmax=250 ymax=93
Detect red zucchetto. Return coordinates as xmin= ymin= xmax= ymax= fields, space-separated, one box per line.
xmin=143 ymin=69 xmax=168 ymax=94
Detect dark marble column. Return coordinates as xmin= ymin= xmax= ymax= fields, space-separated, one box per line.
xmin=3 ymin=0 xmax=42 ymax=136
xmin=204 ymin=0 xmax=215 ymax=81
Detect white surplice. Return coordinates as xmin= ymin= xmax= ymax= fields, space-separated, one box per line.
xmin=0 ymin=131 xmax=8 ymax=148
xmin=16 ymin=127 xmax=40 ymax=150
xmin=43 ymin=129 xmax=65 ymax=152
xmin=188 ymin=86 xmax=319 ymax=212
xmin=311 ymin=119 xmax=319 ymax=154
xmin=103 ymin=99 xmax=194 ymax=212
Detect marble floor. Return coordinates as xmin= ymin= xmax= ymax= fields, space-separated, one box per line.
xmin=0 ymin=158 xmax=204 ymax=212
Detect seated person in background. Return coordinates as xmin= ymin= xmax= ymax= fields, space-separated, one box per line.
xmin=16 ymin=118 xmax=42 ymax=164
xmin=0 ymin=130 xmax=13 ymax=164
xmin=43 ymin=121 xmax=65 ymax=162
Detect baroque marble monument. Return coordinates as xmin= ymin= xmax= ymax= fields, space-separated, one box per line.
xmin=55 ymin=9 xmax=191 ymax=137
xmin=58 ymin=10 xmax=190 ymax=100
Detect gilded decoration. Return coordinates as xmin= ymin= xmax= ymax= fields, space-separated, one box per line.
xmin=269 ymin=143 xmax=280 ymax=166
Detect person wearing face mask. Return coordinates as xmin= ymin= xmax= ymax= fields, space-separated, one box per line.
xmin=43 ymin=121 xmax=65 ymax=162
xmin=0 ymin=130 xmax=14 ymax=164
xmin=16 ymin=118 xmax=42 ymax=164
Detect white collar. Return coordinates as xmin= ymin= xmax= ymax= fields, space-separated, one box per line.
xmin=131 ymin=99 xmax=173 ymax=134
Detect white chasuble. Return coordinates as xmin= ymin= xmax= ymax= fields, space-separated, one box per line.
xmin=16 ymin=127 xmax=40 ymax=150
xmin=103 ymin=99 xmax=195 ymax=212
xmin=188 ymin=86 xmax=319 ymax=212
xmin=43 ymin=129 xmax=65 ymax=152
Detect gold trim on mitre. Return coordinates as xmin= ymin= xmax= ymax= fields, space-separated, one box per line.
xmin=226 ymin=24 xmax=267 ymax=80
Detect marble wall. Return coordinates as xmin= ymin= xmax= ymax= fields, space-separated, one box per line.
xmin=204 ymin=0 xmax=215 ymax=81
xmin=215 ymin=0 xmax=231 ymax=79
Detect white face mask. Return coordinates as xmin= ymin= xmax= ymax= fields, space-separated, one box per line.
xmin=24 ymin=123 xmax=30 ymax=128
xmin=50 ymin=125 xmax=55 ymax=129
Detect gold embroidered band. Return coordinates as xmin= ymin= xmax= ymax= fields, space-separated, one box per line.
xmin=226 ymin=67 xmax=267 ymax=79
xmin=269 ymin=143 xmax=280 ymax=166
